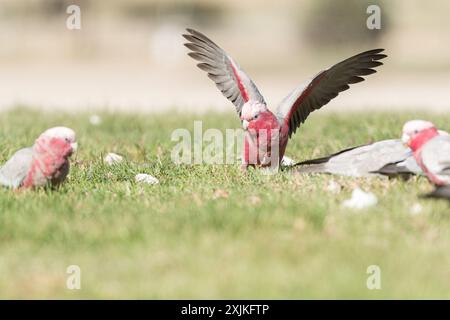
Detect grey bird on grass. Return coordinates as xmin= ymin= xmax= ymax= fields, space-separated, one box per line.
xmin=294 ymin=139 xmax=414 ymax=177
xmin=295 ymin=130 xmax=449 ymax=178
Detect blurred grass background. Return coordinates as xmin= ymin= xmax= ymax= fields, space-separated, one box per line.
xmin=0 ymin=0 xmax=449 ymax=111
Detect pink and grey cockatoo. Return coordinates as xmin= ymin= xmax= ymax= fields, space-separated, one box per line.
xmin=0 ymin=127 xmax=77 ymax=190
xmin=402 ymin=120 xmax=450 ymax=186
xmin=295 ymin=128 xmax=449 ymax=177
xmin=373 ymin=129 xmax=449 ymax=178
xmin=183 ymin=28 xmax=386 ymax=169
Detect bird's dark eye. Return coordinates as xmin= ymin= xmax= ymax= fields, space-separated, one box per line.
xmin=414 ymin=130 xmax=418 ymax=134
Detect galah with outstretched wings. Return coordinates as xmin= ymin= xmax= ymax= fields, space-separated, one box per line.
xmin=183 ymin=28 xmax=386 ymax=169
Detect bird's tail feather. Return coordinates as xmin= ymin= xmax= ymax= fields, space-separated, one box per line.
xmin=294 ymin=145 xmax=365 ymax=167
xmin=295 ymin=163 xmax=327 ymax=174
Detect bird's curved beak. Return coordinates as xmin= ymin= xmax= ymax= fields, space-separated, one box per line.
xmin=71 ymin=142 xmax=78 ymax=152
xmin=242 ymin=120 xmax=249 ymax=130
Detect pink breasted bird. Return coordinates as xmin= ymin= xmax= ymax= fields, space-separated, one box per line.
xmin=0 ymin=127 xmax=77 ymax=190
xmin=183 ymin=28 xmax=386 ymax=169
xmin=402 ymin=120 xmax=450 ymax=186
xmin=295 ymin=129 xmax=449 ymax=178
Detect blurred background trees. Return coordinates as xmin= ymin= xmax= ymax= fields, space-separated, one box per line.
xmin=0 ymin=0 xmax=449 ymax=111
xmin=302 ymin=0 xmax=387 ymax=47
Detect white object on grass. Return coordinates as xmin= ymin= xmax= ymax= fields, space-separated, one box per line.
xmin=343 ymin=188 xmax=378 ymax=209
xmin=281 ymin=155 xmax=296 ymax=167
xmin=409 ymin=203 xmax=423 ymax=215
xmin=135 ymin=174 xmax=159 ymax=185
xmin=104 ymin=153 xmax=123 ymax=165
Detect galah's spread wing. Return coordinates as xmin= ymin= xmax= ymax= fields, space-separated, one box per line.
xmin=324 ymin=139 xmax=409 ymax=176
xmin=296 ymin=139 xmax=409 ymax=177
xmin=277 ymin=49 xmax=386 ymax=138
xmin=422 ymin=136 xmax=450 ymax=182
xmin=0 ymin=147 xmax=33 ymax=189
xmin=183 ymin=28 xmax=266 ymax=116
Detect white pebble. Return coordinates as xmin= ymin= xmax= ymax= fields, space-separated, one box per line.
xmin=104 ymin=153 xmax=124 ymax=165
xmin=342 ymin=188 xmax=378 ymax=210
xmin=409 ymin=203 xmax=423 ymax=215
xmin=89 ymin=114 xmax=102 ymax=126
xmin=281 ymin=155 xmax=296 ymax=167
xmin=135 ymin=174 xmax=159 ymax=185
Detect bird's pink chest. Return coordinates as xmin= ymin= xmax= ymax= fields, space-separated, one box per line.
xmin=248 ymin=113 xmax=280 ymax=132
xmin=22 ymin=138 xmax=73 ymax=189
xmin=244 ymin=112 xmax=285 ymax=167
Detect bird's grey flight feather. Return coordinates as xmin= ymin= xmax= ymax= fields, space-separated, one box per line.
xmin=183 ymin=28 xmax=266 ymax=116
xmin=277 ymin=49 xmax=387 ymax=138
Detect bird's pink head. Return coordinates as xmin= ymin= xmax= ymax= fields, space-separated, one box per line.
xmin=240 ymin=101 xmax=268 ymax=129
xmin=402 ymin=120 xmax=438 ymax=151
xmin=36 ymin=127 xmax=77 ymax=157
xmin=39 ymin=127 xmax=77 ymax=150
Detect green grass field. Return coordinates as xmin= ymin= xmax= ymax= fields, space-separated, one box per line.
xmin=0 ymin=108 xmax=450 ymax=299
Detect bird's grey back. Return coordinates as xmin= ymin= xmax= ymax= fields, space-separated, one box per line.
xmin=297 ymin=139 xmax=411 ymax=177
xmin=0 ymin=147 xmax=33 ymax=189
xmin=324 ymin=139 xmax=410 ymax=176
